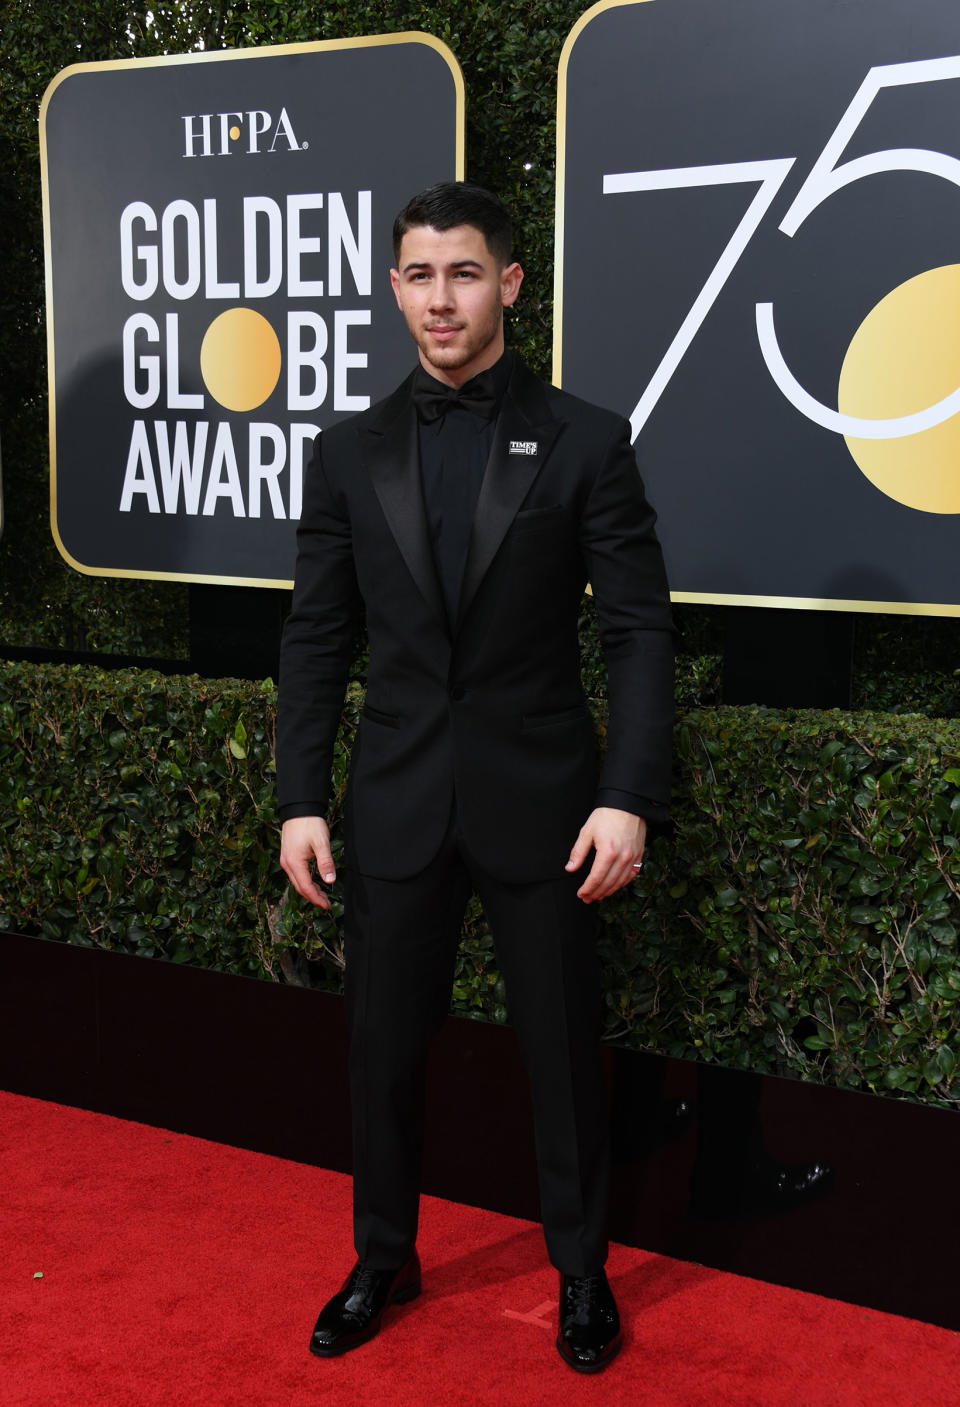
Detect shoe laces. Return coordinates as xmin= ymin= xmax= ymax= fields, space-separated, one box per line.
xmin=348 ymin=1264 xmax=382 ymax=1296
xmin=566 ymin=1273 xmax=604 ymax=1309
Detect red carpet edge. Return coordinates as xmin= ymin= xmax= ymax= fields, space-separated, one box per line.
xmin=2 ymin=1091 xmax=956 ymax=1406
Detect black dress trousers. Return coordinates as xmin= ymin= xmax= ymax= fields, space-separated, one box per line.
xmin=343 ymin=818 xmax=610 ymax=1278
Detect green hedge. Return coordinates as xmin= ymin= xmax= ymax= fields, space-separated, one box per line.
xmin=606 ymin=708 xmax=960 ymax=1107
xmin=3 ymin=660 xmax=959 ymax=1107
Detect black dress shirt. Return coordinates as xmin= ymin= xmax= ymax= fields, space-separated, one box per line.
xmin=414 ymin=352 xmax=512 ymax=625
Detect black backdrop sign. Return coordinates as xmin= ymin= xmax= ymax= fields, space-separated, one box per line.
xmin=557 ymin=0 xmax=960 ymax=614
xmin=42 ymin=37 xmax=463 ymax=586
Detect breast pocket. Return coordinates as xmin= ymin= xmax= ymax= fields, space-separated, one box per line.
xmin=510 ymin=504 xmax=564 ymax=533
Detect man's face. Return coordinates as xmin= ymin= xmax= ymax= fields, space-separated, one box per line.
xmin=390 ymin=223 xmax=523 ymax=386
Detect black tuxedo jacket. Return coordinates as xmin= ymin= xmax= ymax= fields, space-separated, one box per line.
xmin=276 ymin=357 xmax=675 ymax=883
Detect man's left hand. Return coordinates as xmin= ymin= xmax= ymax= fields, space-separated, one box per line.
xmin=565 ymin=807 xmax=647 ymax=903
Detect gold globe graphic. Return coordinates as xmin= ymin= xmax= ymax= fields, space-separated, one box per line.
xmin=200 ymin=307 xmax=282 ymax=412
xmin=838 ymin=264 xmax=960 ymax=515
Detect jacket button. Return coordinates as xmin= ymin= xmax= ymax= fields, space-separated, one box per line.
xmin=450 ymin=685 xmax=466 ymax=701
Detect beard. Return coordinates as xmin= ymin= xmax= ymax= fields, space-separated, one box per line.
xmin=412 ymin=303 xmax=503 ymax=377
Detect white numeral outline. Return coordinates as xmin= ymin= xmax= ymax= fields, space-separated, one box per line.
xmin=760 ymin=54 xmax=960 ymax=439
xmin=604 ymin=55 xmax=960 ymax=443
xmin=603 ymin=160 xmax=794 ymax=440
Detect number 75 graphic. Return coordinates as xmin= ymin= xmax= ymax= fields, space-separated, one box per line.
xmin=604 ymin=54 xmax=960 ymax=444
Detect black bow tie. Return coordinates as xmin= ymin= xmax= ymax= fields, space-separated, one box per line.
xmin=412 ymin=369 xmax=499 ymax=424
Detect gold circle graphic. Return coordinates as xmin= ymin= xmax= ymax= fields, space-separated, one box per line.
xmin=229 ymin=124 xmax=241 ymax=140
xmin=838 ymin=264 xmax=960 ymax=514
xmin=200 ymin=308 xmax=281 ymax=412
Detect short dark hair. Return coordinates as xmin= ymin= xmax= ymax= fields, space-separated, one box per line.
xmin=392 ymin=182 xmax=514 ymax=266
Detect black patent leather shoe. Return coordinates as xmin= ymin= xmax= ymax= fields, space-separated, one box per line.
xmin=309 ymin=1253 xmax=421 ymax=1357
xmin=690 ymin=1154 xmax=835 ymax=1220
xmin=556 ymin=1269 xmax=622 ymax=1373
xmin=762 ymin=1159 xmax=835 ymax=1211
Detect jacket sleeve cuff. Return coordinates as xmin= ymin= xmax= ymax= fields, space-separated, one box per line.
xmin=277 ymin=802 xmax=329 ymax=823
xmin=595 ymin=788 xmax=670 ymax=824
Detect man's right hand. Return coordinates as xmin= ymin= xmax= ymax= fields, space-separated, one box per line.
xmin=280 ymin=816 xmax=336 ymax=910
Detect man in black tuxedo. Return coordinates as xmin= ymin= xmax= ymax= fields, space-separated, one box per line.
xmin=277 ymin=182 xmax=674 ymax=1373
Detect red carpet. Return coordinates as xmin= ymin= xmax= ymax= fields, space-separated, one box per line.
xmin=1 ymin=1090 xmax=956 ymax=1405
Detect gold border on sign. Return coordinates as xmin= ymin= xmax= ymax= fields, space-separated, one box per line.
xmin=554 ymin=0 xmax=653 ymax=390
xmin=672 ymin=591 xmax=960 ymax=617
xmin=40 ymin=33 xmax=466 ymax=590
xmin=553 ymin=0 xmax=960 ymax=619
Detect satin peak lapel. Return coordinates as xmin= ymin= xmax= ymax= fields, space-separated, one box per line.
xmin=458 ymin=375 xmax=562 ymax=626
xmin=359 ymin=383 xmax=446 ymax=626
